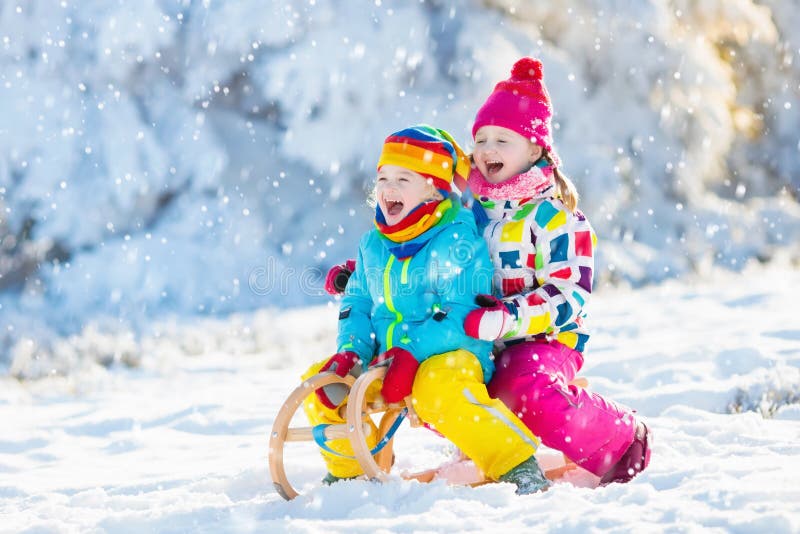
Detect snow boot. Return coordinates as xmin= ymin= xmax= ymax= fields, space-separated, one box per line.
xmin=499 ymin=455 xmax=550 ymax=495
xmin=600 ymin=421 xmax=651 ymax=485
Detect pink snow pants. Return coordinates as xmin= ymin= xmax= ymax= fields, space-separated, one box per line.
xmin=487 ymin=340 xmax=636 ymax=477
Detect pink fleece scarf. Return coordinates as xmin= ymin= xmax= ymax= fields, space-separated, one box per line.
xmin=467 ymin=164 xmax=555 ymax=200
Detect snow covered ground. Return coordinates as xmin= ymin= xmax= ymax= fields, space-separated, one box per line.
xmin=2 ymin=262 xmax=799 ymax=533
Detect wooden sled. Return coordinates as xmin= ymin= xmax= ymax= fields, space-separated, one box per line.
xmin=269 ymin=366 xmax=588 ymax=500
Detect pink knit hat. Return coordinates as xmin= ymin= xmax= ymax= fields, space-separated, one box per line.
xmin=472 ymin=57 xmax=555 ymax=154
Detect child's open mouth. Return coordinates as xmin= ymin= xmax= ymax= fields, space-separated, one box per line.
xmin=384 ymin=199 xmax=404 ymax=216
xmin=486 ymin=160 xmax=504 ymax=176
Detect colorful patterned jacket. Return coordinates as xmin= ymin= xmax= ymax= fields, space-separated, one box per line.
xmin=337 ymin=200 xmax=496 ymax=381
xmin=473 ymin=193 xmax=596 ymax=353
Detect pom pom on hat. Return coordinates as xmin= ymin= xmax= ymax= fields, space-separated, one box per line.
xmin=510 ymin=57 xmax=543 ymax=81
xmin=472 ymin=57 xmax=556 ymax=157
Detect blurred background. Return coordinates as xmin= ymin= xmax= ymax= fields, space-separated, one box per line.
xmin=1 ymin=0 xmax=798 ymax=378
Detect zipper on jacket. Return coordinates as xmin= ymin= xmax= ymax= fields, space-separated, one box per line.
xmin=383 ymin=254 xmax=403 ymax=350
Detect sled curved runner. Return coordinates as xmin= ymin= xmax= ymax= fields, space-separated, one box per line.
xmin=268 ymin=372 xmax=352 ymax=500
xmin=345 ymin=365 xmax=418 ymax=481
xmin=268 ymin=367 xmax=407 ymax=500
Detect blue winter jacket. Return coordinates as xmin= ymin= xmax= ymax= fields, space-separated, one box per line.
xmin=337 ymin=200 xmax=496 ymax=382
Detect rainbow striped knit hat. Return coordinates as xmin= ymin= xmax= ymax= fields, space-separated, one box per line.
xmin=377 ymin=125 xmax=470 ymax=195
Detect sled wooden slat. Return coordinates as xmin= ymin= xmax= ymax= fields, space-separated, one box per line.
xmin=544 ymin=462 xmax=578 ymax=480
xmin=398 ymin=449 xmax=579 ymax=486
xmin=570 ymin=377 xmax=589 ymax=389
xmin=285 ymin=422 xmax=372 ymax=442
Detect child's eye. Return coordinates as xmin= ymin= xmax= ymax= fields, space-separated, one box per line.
xmin=475 ymin=139 xmax=485 ymax=144
xmin=377 ymin=176 xmax=387 ymax=182
xmin=399 ymin=177 xmax=409 ymax=182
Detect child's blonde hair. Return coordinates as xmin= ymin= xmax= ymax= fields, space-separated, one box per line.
xmin=542 ymin=149 xmax=579 ymax=213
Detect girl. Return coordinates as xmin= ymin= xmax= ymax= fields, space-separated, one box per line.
xmin=463 ymin=57 xmax=651 ymax=484
xmin=303 ymin=125 xmax=551 ymax=494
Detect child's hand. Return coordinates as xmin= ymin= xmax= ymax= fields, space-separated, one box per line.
xmin=464 ymin=294 xmax=518 ymax=340
xmin=370 ymin=347 xmax=420 ymax=404
xmin=324 ymin=259 xmax=357 ymax=295
xmin=314 ymin=351 xmax=361 ymax=409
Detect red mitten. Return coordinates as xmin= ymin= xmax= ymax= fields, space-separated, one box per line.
xmin=463 ymin=294 xmax=519 ymax=341
xmin=314 ymin=351 xmax=361 ymax=409
xmin=324 ymin=259 xmax=357 ymax=295
xmin=370 ymin=347 xmax=420 ymax=404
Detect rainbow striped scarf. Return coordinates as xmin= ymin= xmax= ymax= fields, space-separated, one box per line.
xmin=375 ymin=198 xmax=457 ymax=259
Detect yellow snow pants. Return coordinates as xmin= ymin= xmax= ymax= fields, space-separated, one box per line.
xmin=302 ymin=349 xmax=539 ymax=480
